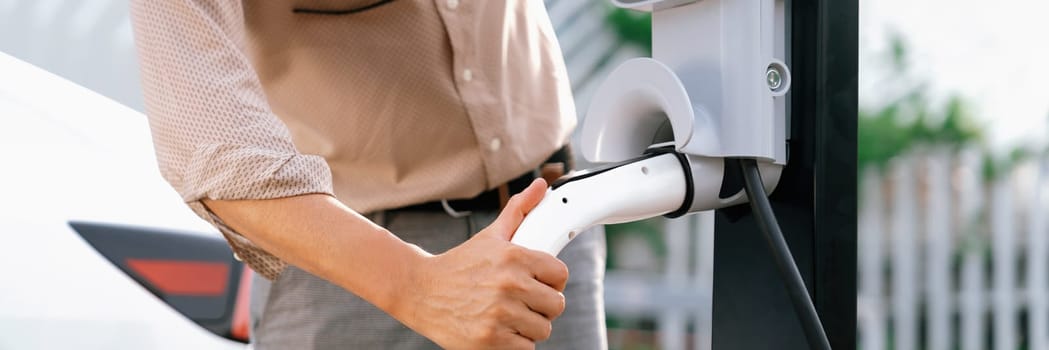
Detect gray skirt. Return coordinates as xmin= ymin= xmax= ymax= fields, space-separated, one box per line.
xmin=249 ymin=209 xmax=608 ymax=349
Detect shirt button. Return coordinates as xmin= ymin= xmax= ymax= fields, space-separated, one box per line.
xmin=233 ymin=252 xmax=243 ymax=262
xmin=489 ymin=138 xmax=501 ymax=152
xmin=447 ymin=0 xmax=459 ymax=10
xmin=462 ymin=69 xmax=473 ymax=82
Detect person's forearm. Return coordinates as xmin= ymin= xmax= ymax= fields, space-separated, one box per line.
xmin=204 ymin=181 xmax=570 ymax=348
xmin=202 ymin=194 xmax=428 ymax=314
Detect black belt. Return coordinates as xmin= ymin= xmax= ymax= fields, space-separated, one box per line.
xmin=397 ymin=145 xmax=573 ymax=214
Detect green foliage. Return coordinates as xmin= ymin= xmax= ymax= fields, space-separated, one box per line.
xmin=889 ymin=34 xmax=908 ymax=72
xmin=606 ymin=8 xmax=652 ymax=53
xmin=861 ymin=35 xmax=1049 ymax=181
xmin=858 ymin=94 xmax=983 ymax=170
xmin=981 ymin=147 xmax=1033 ymax=181
xmin=858 ymin=37 xmax=984 ymax=170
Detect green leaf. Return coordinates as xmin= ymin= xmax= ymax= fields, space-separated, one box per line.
xmin=606 ymin=8 xmax=651 ymax=53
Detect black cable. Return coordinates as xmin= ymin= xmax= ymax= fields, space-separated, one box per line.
xmin=739 ymin=158 xmax=833 ymax=350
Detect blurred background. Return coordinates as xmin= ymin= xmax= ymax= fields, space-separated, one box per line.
xmin=2 ymin=0 xmax=1048 ymax=349
xmin=858 ymin=1 xmax=1049 ymax=350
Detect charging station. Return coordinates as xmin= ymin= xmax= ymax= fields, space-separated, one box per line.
xmin=511 ymin=0 xmax=856 ymax=348
xmin=710 ymin=0 xmax=857 ymax=348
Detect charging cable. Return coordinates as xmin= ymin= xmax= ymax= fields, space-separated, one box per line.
xmin=739 ymin=158 xmax=833 ymax=350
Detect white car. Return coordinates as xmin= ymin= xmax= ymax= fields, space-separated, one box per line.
xmin=0 ymin=52 xmax=248 ymax=349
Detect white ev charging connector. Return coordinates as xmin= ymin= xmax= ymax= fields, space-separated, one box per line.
xmin=512 ymin=0 xmax=789 ymax=257
xmin=510 ymin=1 xmax=833 ymax=349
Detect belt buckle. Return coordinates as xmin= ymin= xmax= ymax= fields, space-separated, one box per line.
xmin=439 ymin=159 xmax=568 ymax=219
xmin=440 ymin=199 xmax=472 ymax=218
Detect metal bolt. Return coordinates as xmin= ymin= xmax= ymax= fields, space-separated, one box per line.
xmin=766 ymin=66 xmax=783 ymax=91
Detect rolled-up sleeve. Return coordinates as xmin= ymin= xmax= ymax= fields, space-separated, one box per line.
xmin=130 ymin=0 xmax=333 ymax=279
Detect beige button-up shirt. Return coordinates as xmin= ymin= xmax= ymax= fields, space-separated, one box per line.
xmin=130 ymin=0 xmax=577 ymax=279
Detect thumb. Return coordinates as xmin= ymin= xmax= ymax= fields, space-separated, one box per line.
xmin=480 ymin=178 xmax=548 ymax=241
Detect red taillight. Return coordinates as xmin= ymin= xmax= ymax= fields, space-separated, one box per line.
xmin=230 ymin=267 xmax=254 ymax=341
xmin=125 ymin=259 xmax=229 ymax=296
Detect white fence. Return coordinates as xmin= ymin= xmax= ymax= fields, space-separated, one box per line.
xmin=858 ymin=148 xmax=1049 ymax=350
xmin=604 ymin=212 xmax=716 ymax=350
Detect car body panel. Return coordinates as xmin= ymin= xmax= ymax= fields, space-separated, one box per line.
xmin=0 ymin=52 xmax=244 ymax=349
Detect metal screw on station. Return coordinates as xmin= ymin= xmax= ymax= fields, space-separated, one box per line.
xmin=766 ymin=66 xmax=783 ymax=91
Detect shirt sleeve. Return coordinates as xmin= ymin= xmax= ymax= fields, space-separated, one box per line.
xmin=130 ymin=0 xmax=334 ymax=280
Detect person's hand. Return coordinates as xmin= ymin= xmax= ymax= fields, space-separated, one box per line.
xmin=393 ymin=179 xmax=569 ymax=349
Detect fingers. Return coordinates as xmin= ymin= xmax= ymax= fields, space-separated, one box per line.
xmin=474 ymin=326 xmax=534 ymax=350
xmin=526 ymin=250 xmax=570 ymax=291
xmin=515 ymin=278 xmax=567 ymax=320
xmin=514 ymin=178 xmax=549 ymax=216
xmin=497 ymin=332 xmax=536 ymax=350
xmin=483 ymin=178 xmax=548 ymax=240
xmin=513 ymin=313 xmax=554 ymax=343
xmin=507 ymin=304 xmax=555 ymax=342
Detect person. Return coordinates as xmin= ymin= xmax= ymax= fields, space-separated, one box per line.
xmin=128 ymin=0 xmax=607 ymax=349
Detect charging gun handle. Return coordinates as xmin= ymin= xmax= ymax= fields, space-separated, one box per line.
xmin=510 ymin=153 xmax=689 ymax=256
